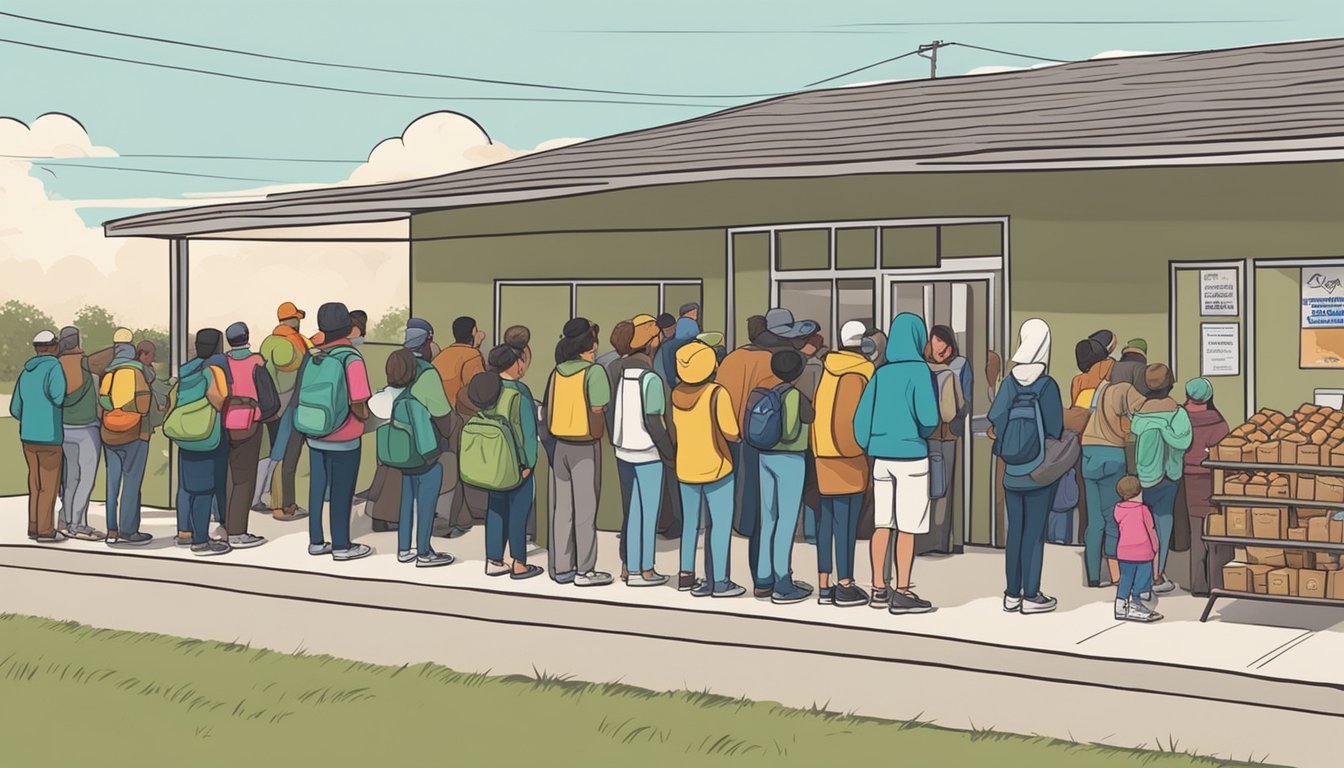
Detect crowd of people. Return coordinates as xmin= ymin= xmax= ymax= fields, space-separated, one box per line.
xmin=11 ymin=298 xmax=1226 ymax=623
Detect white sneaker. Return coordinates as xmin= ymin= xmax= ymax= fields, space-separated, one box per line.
xmin=574 ymin=570 xmax=614 ymax=587
xmin=397 ymin=550 xmax=416 ymax=564
xmin=1114 ymin=599 xmax=1128 ymax=620
xmin=1003 ymin=594 xmax=1022 ymax=612
xmin=1021 ymin=593 xmax=1058 ymax=615
xmin=1125 ymin=603 xmax=1163 ymax=623
xmin=1152 ymin=577 xmax=1177 ymax=594
xmin=308 ymin=543 xmax=332 ymax=556
xmin=333 ymin=543 xmax=373 ymax=562
xmin=227 ymin=533 xmax=266 ymax=549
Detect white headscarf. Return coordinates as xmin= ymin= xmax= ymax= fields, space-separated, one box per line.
xmin=1011 ymin=318 xmax=1051 ymax=386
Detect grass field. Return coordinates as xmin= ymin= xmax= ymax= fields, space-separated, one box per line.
xmin=0 ymin=614 xmax=1267 ymax=767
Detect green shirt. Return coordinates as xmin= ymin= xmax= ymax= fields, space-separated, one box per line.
xmin=774 ymin=386 xmax=810 ymax=453
xmin=555 ymin=359 xmax=611 ymax=409
xmin=260 ymin=334 xmax=303 ymax=394
xmin=62 ymin=355 xmax=98 ymax=427
xmin=411 ymin=359 xmax=452 ymax=418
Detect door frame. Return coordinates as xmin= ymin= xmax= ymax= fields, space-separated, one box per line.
xmin=1168 ymin=260 xmax=1252 ymax=421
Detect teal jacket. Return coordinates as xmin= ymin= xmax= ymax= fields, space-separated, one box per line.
xmin=853 ymin=314 xmax=940 ymax=460
xmin=1132 ymin=406 xmax=1194 ymax=488
xmin=10 ymin=354 xmax=67 ymax=445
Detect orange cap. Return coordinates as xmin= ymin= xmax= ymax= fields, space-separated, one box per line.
xmin=277 ymin=301 xmax=306 ymax=321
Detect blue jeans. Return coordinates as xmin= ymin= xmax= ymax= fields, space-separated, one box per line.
xmin=1004 ymin=482 xmax=1058 ymax=598
xmin=729 ymin=441 xmax=763 ymax=585
xmin=615 ymin=459 xmax=636 ymax=566
xmin=1117 ymin=560 xmax=1154 ymax=603
xmin=1145 ymin=477 xmax=1179 ymax=575
xmin=487 ymin=474 xmax=534 ymax=564
xmin=624 ymin=461 xmax=664 ymax=573
xmin=309 ymin=446 xmax=361 ymax=550
xmin=818 ymin=493 xmax=861 ymax=582
xmin=757 ymin=452 xmax=805 ymax=590
xmin=179 ymin=443 xmax=228 ymax=545
xmin=399 ymin=463 xmax=443 ymax=556
xmin=680 ymin=476 xmax=734 ymax=584
xmin=1082 ymin=446 xmax=1126 ymax=584
xmin=1046 ymin=510 xmax=1073 ymax=544
xmin=105 ymin=440 xmax=148 ymax=535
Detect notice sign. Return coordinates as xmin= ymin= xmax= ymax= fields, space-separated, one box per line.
xmin=1301 ymin=267 xmax=1344 ymax=368
xmin=1201 ymin=323 xmax=1240 ymax=377
xmin=1200 ymin=269 xmax=1239 ymax=316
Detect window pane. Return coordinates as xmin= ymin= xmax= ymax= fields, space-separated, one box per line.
xmin=498 ymin=284 xmax=572 ymax=391
xmin=576 ymin=284 xmax=661 ymax=360
xmin=733 ymin=232 xmax=770 ymax=347
xmin=881 ymin=226 xmax=938 ymax=268
xmin=662 ymin=282 xmax=704 ymax=324
xmin=939 ymin=223 xmax=1002 ymax=258
xmin=837 ymin=278 xmax=875 ymax=345
xmin=835 ymin=228 xmax=876 ymax=270
xmin=777 ymin=280 xmax=832 ymax=346
xmin=776 ymin=229 xmax=829 ymax=271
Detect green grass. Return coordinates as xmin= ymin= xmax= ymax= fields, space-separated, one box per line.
xmin=0 ymin=614 xmax=1273 ymax=767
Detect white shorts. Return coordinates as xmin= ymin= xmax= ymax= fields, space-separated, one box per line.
xmin=872 ymin=458 xmax=931 ymax=534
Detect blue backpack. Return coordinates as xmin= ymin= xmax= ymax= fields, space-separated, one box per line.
xmin=745 ymin=383 xmax=791 ymax=451
xmin=998 ymin=380 xmax=1045 ymax=472
xmin=294 ymin=345 xmax=359 ymax=438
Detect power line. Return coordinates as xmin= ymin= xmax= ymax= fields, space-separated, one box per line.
xmin=2 ymin=152 xmax=361 ymax=164
xmin=803 ymin=40 xmax=1070 ymax=87
xmin=949 ymin=42 xmax=1069 ymax=63
xmin=0 ymin=37 xmax=723 ymax=108
xmin=805 ymin=48 xmax=924 ymax=87
xmin=23 ymin=160 xmax=289 ymax=183
xmin=0 ymin=10 xmax=784 ymax=100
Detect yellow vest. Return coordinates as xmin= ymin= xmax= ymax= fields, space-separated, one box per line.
xmin=672 ymin=384 xmax=733 ymax=483
xmin=548 ymin=366 xmax=593 ymax=440
xmin=811 ymin=353 xmax=873 ymax=459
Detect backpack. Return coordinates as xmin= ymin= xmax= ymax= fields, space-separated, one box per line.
xmin=998 ymin=382 xmax=1045 ymax=469
xmin=99 ymin=364 xmax=143 ymax=443
xmin=745 ymin=383 xmax=792 ymax=451
xmin=946 ymin=357 xmax=972 ymax=438
xmin=164 ymin=360 xmax=224 ymax=452
xmin=271 ymin=326 xmax=309 ymax=373
xmin=1051 ymin=467 xmax=1080 ymax=512
xmin=460 ymin=397 xmax=526 ymax=491
xmin=223 ymin=355 xmax=265 ymax=439
xmin=294 ymin=345 xmax=359 ymax=438
xmin=547 ymin=365 xmax=594 ymax=441
xmin=612 ymin=368 xmax=657 ymax=454
xmin=376 ymin=389 xmax=436 ymax=470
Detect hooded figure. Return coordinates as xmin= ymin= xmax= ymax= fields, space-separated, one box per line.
xmin=1130 ymin=364 xmax=1193 ymax=595
xmin=1181 ymin=377 xmax=1231 ymax=595
xmin=655 ymin=316 xmax=701 ymax=389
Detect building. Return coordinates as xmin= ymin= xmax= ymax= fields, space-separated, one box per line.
xmin=105 ymin=38 xmax=1344 ymax=548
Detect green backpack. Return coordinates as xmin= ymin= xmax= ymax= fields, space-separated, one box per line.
xmin=376 ymin=389 xmax=437 ymax=470
xmin=163 ymin=360 xmax=222 ymax=452
xmin=294 ymin=346 xmax=359 ymax=438
xmin=459 ymin=388 xmax=525 ymax=492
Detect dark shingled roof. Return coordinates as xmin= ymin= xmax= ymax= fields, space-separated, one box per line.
xmin=106 ymin=38 xmax=1344 ymax=237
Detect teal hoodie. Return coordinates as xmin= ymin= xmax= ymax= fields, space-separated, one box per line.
xmin=853 ymin=314 xmax=940 ymax=460
xmin=1132 ymin=406 xmax=1194 ymax=488
xmin=10 ymin=354 xmax=67 ymax=445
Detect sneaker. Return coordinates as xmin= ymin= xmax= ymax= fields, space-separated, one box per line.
xmin=1125 ymin=603 xmax=1163 ymax=623
xmin=711 ymin=580 xmax=746 ymax=598
xmin=628 ymin=572 xmax=670 ymax=588
xmin=1114 ymin=599 xmax=1129 ymax=620
xmin=175 ymin=535 xmax=193 ymax=547
xmin=677 ymin=572 xmax=698 ymax=592
xmin=1003 ymin=594 xmax=1023 ymax=613
xmin=869 ymin=588 xmax=890 ymax=608
xmin=690 ymin=580 xmax=714 ymax=598
xmin=250 ymin=503 xmax=271 ymax=513
xmin=333 ymin=544 xmax=373 ymax=562
xmin=116 ymin=532 xmax=154 ymax=547
xmin=485 ymin=559 xmax=511 ymax=577
xmin=574 ymin=570 xmax=614 ymax=587
xmin=34 ymin=531 xmax=68 ymax=543
xmin=753 ymin=586 xmax=773 ymax=600
xmin=554 ymin=570 xmax=577 ymax=585
xmin=1152 ymin=577 xmax=1177 ymax=595
xmin=191 ymin=541 xmax=231 ymax=557
xmin=1021 ymin=593 xmax=1058 ymax=615
xmin=889 ymin=591 xmax=934 ymax=615
xmin=398 ymin=550 xmax=417 ymax=564
xmin=308 ymin=542 xmax=332 ymax=556
xmin=1140 ymin=591 xmax=1154 ymax=603
xmin=789 ymin=578 xmax=815 ymax=596
xmin=416 ymin=551 xmax=455 ymax=568
xmin=227 ymin=533 xmax=266 ymax=549
xmin=771 ymin=585 xmax=810 ymax=605
xmin=817 ymin=587 xmax=835 ymax=606
xmin=511 ymin=564 xmax=544 ymax=580
xmin=833 ymin=583 xmax=870 ymax=608
xmin=447 ymin=526 xmax=471 ymax=539
xmin=67 ymin=526 xmax=103 ymax=542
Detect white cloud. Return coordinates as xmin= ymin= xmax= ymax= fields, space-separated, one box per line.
xmin=0 ymin=113 xmax=118 ymax=158
xmin=1091 ymin=50 xmax=1159 ymax=60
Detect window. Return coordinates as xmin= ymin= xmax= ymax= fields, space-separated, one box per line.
xmin=776 ymin=229 xmax=829 ymax=271
xmin=837 ymin=278 xmax=876 ymax=335
xmin=836 ymin=228 xmax=876 ymax=270
xmin=777 ymin=281 xmax=831 ymax=344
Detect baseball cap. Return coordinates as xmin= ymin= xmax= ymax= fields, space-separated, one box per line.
xmin=679 ymin=302 xmax=701 ymax=317
xmin=277 ymin=301 xmax=306 ymax=321
xmin=32 ymin=329 xmax=57 ymax=345
xmin=839 ymin=321 xmax=867 ymax=348
xmin=112 ymin=328 xmax=134 ymax=344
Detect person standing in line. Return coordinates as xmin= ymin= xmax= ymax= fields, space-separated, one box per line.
xmin=483 ymin=342 xmax=544 ymax=580
xmin=432 ymin=316 xmax=488 ymax=537
xmin=1181 ymin=378 xmax=1231 ymax=596
xmin=1072 ymin=335 xmax=1114 ymax=408
xmin=602 ymin=320 xmax=638 ymax=564
xmin=672 ymin=341 xmax=744 ymax=597
xmin=1079 ymin=366 xmax=1146 ymax=587
xmin=917 ymin=325 xmax=968 ymax=557
xmin=255 ymin=301 xmax=312 ymax=521
xmin=854 ymin=313 xmax=940 ymax=615
xmin=608 ymin=315 xmax=673 ymax=587
xmin=797 ymin=332 xmax=827 ymax=548
xmin=55 ymin=326 xmax=104 ymax=541
xmin=98 ymin=336 xmax=156 ymax=546
xmin=679 ymin=302 xmax=701 ymax=325
xmin=596 ymin=320 xmax=633 ymax=376
xmin=169 ymin=329 xmax=233 ymax=556
xmin=1131 ymin=364 xmax=1193 ymax=598
xmin=656 ymin=313 xmax=677 ymax=344
xmin=754 ymin=350 xmax=815 ymax=604
xmin=655 ymin=316 xmax=701 ymax=390
xmin=296 ymin=303 xmax=374 ymax=562
xmin=499 ymin=325 xmax=541 ymax=545
xmin=13 ymin=330 xmax=67 ymax=543
xmin=543 ymin=318 xmax=613 ymax=587
xmin=989 ymin=318 xmax=1064 ymax=615
xmin=379 ymin=348 xmax=454 ymax=568
xmin=219 ymin=322 xmax=278 ymax=550
xmin=1112 ymin=475 xmax=1164 ymax=622
xmin=1110 ymin=339 xmax=1151 ymax=396
xmin=813 ymin=322 xmax=874 ymax=607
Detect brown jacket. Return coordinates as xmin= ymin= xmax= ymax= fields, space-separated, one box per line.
xmin=714 ymin=346 xmax=777 ymax=429
xmin=1081 ymin=381 xmax=1146 ymax=448
xmin=431 ymin=343 xmax=485 ymax=416
xmin=100 ymin=364 xmax=154 ymax=444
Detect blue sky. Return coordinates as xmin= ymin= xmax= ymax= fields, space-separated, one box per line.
xmin=1 ymin=0 xmax=1340 ymax=223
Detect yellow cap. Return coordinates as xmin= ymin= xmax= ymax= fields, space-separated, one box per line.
xmin=112 ymin=327 xmax=134 ymax=344
xmin=630 ymin=314 xmax=660 ymax=350
xmin=676 ymin=341 xmax=717 ymax=385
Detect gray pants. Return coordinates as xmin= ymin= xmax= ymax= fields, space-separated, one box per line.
xmin=916 ymin=439 xmax=959 ymax=556
xmin=60 ymin=425 xmax=101 ymax=530
xmin=549 ymin=440 xmax=602 ymax=577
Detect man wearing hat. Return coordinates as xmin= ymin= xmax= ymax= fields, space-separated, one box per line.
xmin=220 ymin=322 xmax=277 ymax=549
xmin=1110 ymin=338 xmax=1151 ymax=396
xmin=11 ymin=330 xmax=67 ymax=542
xmin=679 ymin=302 xmax=701 ymax=324
xmin=255 ymin=302 xmax=313 ymax=519
xmin=100 ymin=330 xmax=157 ymax=547
xmin=56 ymin=325 xmax=104 ymax=540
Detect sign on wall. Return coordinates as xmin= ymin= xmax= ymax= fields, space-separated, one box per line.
xmin=1201 ymin=323 xmax=1240 ymax=377
xmin=1200 ymin=269 xmax=1239 ymax=316
xmin=1301 ymin=267 xmax=1344 ymax=368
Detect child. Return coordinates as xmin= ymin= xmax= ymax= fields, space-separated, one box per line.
xmin=1113 ymin=475 xmax=1162 ymax=622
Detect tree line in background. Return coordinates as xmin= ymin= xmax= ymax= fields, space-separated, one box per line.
xmin=0 ymin=301 xmax=169 ymax=386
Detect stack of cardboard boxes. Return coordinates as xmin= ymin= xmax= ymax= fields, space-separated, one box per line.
xmin=1214 ymin=405 xmax=1344 ymax=468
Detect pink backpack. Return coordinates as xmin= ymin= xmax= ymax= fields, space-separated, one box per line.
xmin=223 ymin=355 xmax=263 ymax=433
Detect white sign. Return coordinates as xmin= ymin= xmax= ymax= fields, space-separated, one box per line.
xmin=1301 ymin=267 xmax=1344 ymax=328
xmin=1201 ymin=323 xmax=1240 ymax=377
xmin=1199 ymin=269 xmax=1238 ymax=316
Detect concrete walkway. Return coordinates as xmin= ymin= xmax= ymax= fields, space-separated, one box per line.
xmin=0 ymin=496 xmax=1338 ymax=767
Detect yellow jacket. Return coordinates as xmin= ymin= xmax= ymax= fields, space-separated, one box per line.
xmin=671 ymin=383 xmax=738 ymax=483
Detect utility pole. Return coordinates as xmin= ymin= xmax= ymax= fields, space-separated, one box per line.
xmin=918 ymin=40 xmax=947 ymax=78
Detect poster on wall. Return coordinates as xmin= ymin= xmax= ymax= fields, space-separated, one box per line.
xmin=1301 ymin=267 xmax=1344 ymax=368
xmin=1200 ymin=269 xmax=1239 ymax=316
xmin=1201 ymin=323 xmax=1241 ymax=377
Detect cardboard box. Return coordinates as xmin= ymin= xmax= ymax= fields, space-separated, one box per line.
xmin=1215 ymin=441 xmax=1245 ymax=462
xmin=1257 ymin=442 xmax=1281 ymax=464
xmin=1288 ymin=526 xmax=1308 ymax=541
xmin=1317 ymin=477 xmax=1344 ymax=503
xmin=1251 ymin=508 xmax=1289 ymax=540
xmin=1225 ymin=475 xmax=1248 ymax=496
xmin=1286 ymin=550 xmax=1317 ymax=570
xmin=1206 ymin=513 xmax=1226 ymax=537
xmin=1268 ymin=476 xmax=1291 ymax=499
xmin=1299 ymin=444 xmax=1322 ymax=466
xmin=1227 ymin=507 xmax=1252 ymax=537
xmin=1250 ymin=563 xmax=1276 ymax=593
xmin=1247 ymin=546 xmax=1287 ymax=566
xmin=1268 ymin=567 xmax=1299 ymax=596
xmin=1308 ymin=516 xmax=1331 ymax=542
xmin=1282 ymin=435 xmax=1306 ymax=464
xmin=1329 ymin=570 xmax=1344 ymax=599
xmin=1300 ymin=569 xmax=1328 ymax=598
xmin=1298 ymin=474 xmax=1317 ymax=500
xmin=1332 ymin=444 xmax=1344 ymax=468
xmin=1223 ymin=563 xmax=1252 ymax=592
xmin=1246 ymin=476 xmax=1270 ymax=497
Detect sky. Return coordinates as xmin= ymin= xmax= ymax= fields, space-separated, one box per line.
xmin=0 ymin=0 xmax=1340 ymax=332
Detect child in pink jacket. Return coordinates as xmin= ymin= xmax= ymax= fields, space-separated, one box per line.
xmin=1113 ymin=475 xmax=1163 ymax=623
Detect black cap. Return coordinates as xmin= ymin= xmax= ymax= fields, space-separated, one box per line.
xmin=225 ymin=322 xmax=249 ymax=347
xmin=317 ymin=302 xmax=352 ymax=337
xmin=656 ymin=313 xmax=676 ymax=330
xmin=679 ymin=302 xmax=700 ymax=317
xmin=771 ymin=349 xmax=805 ymax=383
xmin=562 ymin=317 xmax=592 ymax=339
xmin=467 ymin=371 xmax=503 ymax=410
